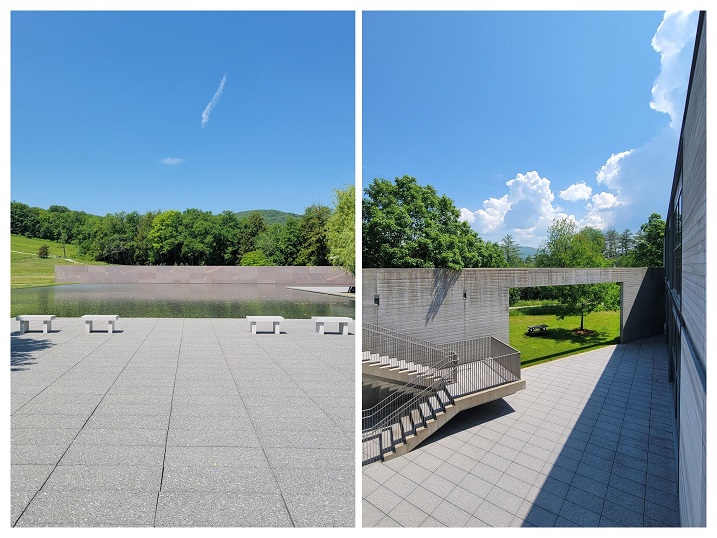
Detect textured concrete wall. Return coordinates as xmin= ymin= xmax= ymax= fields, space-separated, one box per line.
xmin=672 ymin=14 xmax=706 ymax=528
xmin=363 ymin=267 xmax=664 ymax=344
xmin=56 ymin=265 xmax=355 ymax=286
xmin=679 ymin=14 xmax=707 ymax=371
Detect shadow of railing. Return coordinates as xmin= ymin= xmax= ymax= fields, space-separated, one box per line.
xmin=521 ymin=336 xmax=679 ymax=527
xmin=414 ymin=398 xmax=517 ymax=450
xmin=10 ymin=335 xmax=53 ymax=371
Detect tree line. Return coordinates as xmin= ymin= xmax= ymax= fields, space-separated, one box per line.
xmin=11 ymin=185 xmax=355 ymax=274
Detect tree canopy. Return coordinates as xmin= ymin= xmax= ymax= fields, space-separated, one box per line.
xmin=11 ymin=190 xmax=354 ymax=271
xmin=362 ymin=175 xmax=505 ymax=270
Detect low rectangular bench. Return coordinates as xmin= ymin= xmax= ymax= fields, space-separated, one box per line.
xmin=311 ymin=316 xmax=353 ymax=335
xmin=82 ymin=315 xmax=119 ymax=333
xmin=246 ymin=316 xmax=283 ymax=335
xmin=16 ymin=315 xmax=56 ymax=334
xmin=527 ymin=324 xmax=548 ymax=334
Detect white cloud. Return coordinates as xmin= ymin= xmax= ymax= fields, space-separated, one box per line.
xmin=590 ymin=192 xmax=623 ymax=210
xmin=650 ymin=11 xmax=699 ymax=129
xmin=160 ymin=157 xmax=184 ymax=165
xmin=201 ymin=73 xmax=227 ymax=128
xmin=559 ymin=181 xmax=592 ymax=202
xmin=470 ymin=171 xmax=570 ymax=245
xmin=595 ymin=149 xmax=634 ymax=189
xmin=458 ymin=207 xmax=475 ymax=224
xmin=474 ymin=193 xmax=511 ymax=232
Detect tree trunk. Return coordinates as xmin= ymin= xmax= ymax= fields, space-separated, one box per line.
xmin=580 ymin=312 xmax=584 ymax=331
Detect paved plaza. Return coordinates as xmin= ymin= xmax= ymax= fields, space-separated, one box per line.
xmin=363 ymin=335 xmax=680 ymax=527
xmin=11 ymin=317 xmax=355 ymax=527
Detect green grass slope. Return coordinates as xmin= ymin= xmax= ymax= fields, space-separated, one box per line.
xmin=10 ymin=235 xmax=106 ymax=288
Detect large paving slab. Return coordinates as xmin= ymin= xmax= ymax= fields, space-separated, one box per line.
xmin=10 ymin=317 xmax=355 ymax=527
xmin=363 ymin=335 xmax=681 ymax=527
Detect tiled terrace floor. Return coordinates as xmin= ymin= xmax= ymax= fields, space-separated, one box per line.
xmin=11 ymin=317 xmax=355 ymax=527
xmin=363 ymin=335 xmax=680 ymax=527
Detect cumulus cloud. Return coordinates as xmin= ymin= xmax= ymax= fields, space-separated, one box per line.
xmin=160 ymin=157 xmax=184 ymax=165
xmin=650 ymin=11 xmax=699 ymax=129
xmin=201 ymin=73 xmax=227 ymax=127
xmin=559 ymin=182 xmax=592 ymax=202
xmin=469 ymin=171 xmax=570 ymax=244
xmin=590 ymin=192 xmax=623 ymax=210
xmin=458 ymin=207 xmax=475 ymax=224
xmin=595 ymin=149 xmax=634 ymax=189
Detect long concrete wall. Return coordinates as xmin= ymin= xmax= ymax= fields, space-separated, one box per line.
xmin=56 ymin=265 xmax=355 ymax=286
xmin=363 ymin=267 xmax=665 ymax=344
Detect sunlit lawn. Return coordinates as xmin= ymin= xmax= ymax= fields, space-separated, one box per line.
xmin=509 ymin=307 xmax=620 ymax=367
xmin=10 ymin=235 xmax=106 ymax=288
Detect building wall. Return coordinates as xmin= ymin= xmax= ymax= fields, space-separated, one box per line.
xmin=363 ymin=267 xmax=664 ymax=345
xmin=56 ymin=265 xmax=355 ymax=286
xmin=666 ymin=12 xmax=706 ymax=528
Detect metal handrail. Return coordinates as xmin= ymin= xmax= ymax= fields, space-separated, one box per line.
xmin=361 ymin=323 xmax=522 ymax=463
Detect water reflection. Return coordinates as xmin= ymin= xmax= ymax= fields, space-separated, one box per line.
xmin=11 ymin=284 xmax=354 ymax=319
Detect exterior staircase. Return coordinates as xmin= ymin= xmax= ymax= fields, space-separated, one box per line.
xmin=362 ymin=323 xmax=525 ymax=464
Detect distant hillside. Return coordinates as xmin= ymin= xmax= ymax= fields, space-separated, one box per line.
xmin=518 ymin=246 xmax=538 ymax=259
xmin=235 ymin=209 xmax=302 ymax=225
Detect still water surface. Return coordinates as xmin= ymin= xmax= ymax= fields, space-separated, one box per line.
xmin=11 ymin=284 xmax=354 ymax=319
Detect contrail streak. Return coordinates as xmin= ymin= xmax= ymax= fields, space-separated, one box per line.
xmin=201 ymin=73 xmax=227 ymax=127
xmin=246 ymin=65 xmax=269 ymax=108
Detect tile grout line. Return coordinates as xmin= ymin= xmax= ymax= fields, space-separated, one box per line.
xmin=153 ymin=318 xmax=183 ymax=527
xmin=212 ymin=318 xmax=297 ymax=527
xmin=12 ymin=318 xmax=159 ymax=527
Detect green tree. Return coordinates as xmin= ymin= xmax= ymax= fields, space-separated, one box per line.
xmin=326 ymin=185 xmax=355 ymax=274
xmin=148 ymin=210 xmax=184 ymax=265
xmin=236 ymin=212 xmax=268 ymax=261
xmin=256 ymin=218 xmax=303 ymax=266
xmin=363 ymin=175 xmax=505 ymax=269
xmin=603 ymin=228 xmax=620 ymax=262
xmin=11 ymin=201 xmax=40 ymax=237
xmin=500 ymin=234 xmax=521 ymax=267
xmin=536 ymin=218 xmax=617 ymax=331
xmin=618 ymin=229 xmax=634 ymax=256
xmin=296 ymin=204 xmax=331 ymax=266
xmin=37 ymin=244 xmax=50 ymax=258
xmin=626 ymin=213 xmax=665 ymax=267
xmin=239 ymin=250 xmax=272 ymax=266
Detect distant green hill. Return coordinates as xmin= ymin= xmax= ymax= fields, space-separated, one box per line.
xmin=235 ymin=209 xmax=302 ymax=225
xmin=518 ymin=246 xmax=538 ymax=259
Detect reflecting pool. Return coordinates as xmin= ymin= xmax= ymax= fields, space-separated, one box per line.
xmin=11 ymin=284 xmax=355 ymax=319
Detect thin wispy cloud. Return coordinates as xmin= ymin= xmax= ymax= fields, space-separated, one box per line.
xmin=201 ymin=73 xmax=227 ymax=127
xmin=160 ymin=157 xmax=184 ymax=165
xmin=247 ymin=65 xmax=269 ymax=108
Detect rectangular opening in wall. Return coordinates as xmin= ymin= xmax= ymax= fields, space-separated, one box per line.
xmin=508 ymin=283 xmax=620 ymax=367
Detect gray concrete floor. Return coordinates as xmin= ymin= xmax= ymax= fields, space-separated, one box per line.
xmin=363 ymin=335 xmax=680 ymax=527
xmin=11 ymin=317 xmax=355 ymax=527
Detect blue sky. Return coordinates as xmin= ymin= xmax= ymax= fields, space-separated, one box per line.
xmin=363 ymin=10 xmax=699 ymax=247
xmin=11 ymin=11 xmax=355 ymax=216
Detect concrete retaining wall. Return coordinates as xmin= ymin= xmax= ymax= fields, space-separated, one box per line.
xmin=56 ymin=265 xmax=355 ymax=286
xmin=363 ymin=267 xmax=665 ymax=344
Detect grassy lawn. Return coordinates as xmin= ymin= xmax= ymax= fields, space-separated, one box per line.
xmin=10 ymin=235 xmax=106 ymax=289
xmin=509 ymin=307 xmax=620 ymax=368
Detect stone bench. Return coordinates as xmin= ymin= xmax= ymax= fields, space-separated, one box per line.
xmin=311 ymin=316 xmax=353 ymax=335
xmin=82 ymin=315 xmax=119 ymax=333
xmin=246 ymin=316 xmax=284 ymax=335
xmin=16 ymin=315 xmax=56 ymax=334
